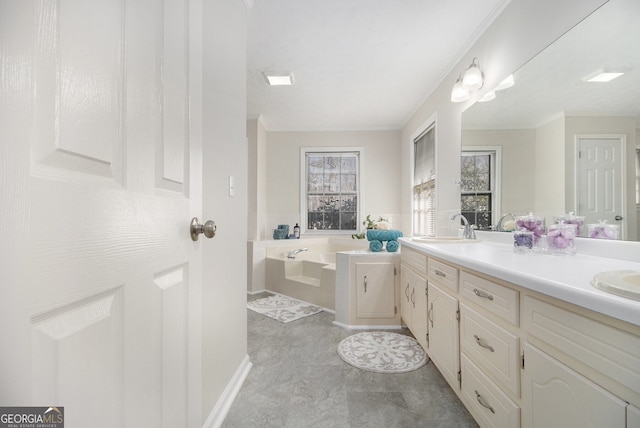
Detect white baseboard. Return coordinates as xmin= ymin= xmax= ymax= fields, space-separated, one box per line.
xmin=332 ymin=320 xmax=403 ymax=330
xmin=202 ymin=354 xmax=253 ymax=428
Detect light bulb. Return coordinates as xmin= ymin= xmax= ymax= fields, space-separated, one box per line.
xmin=451 ymin=77 xmax=470 ymax=103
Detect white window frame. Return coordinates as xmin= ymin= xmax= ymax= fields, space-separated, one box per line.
xmin=300 ymin=147 xmax=364 ymax=234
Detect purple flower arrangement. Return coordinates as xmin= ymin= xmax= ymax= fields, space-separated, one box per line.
xmin=515 ymin=214 xmax=545 ymax=244
xmin=513 ymin=230 xmax=534 ymax=253
xmin=546 ymin=223 xmax=577 ymax=255
xmin=554 ymin=213 xmax=585 ymax=236
xmin=587 ymin=222 xmax=619 ymax=240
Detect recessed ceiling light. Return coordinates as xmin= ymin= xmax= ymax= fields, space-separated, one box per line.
xmin=583 ymin=69 xmax=625 ymax=83
xmin=264 ymin=72 xmax=295 ymax=86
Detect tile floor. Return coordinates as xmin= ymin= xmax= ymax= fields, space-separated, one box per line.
xmin=222 ymin=292 xmax=478 ymax=427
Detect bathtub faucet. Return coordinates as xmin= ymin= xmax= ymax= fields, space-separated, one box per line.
xmin=287 ymin=248 xmax=309 ymax=259
xmin=451 ymin=213 xmax=476 ymax=240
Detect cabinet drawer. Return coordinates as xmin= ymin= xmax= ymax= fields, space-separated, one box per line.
xmin=460 ymin=304 xmax=520 ymax=398
xmin=427 ymin=258 xmax=458 ymax=293
xmin=461 ymin=353 xmax=520 ymax=428
xmin=460 ymin=271 xmax=519 ymax=325
xmin=401 ymin=247 xmax=427 ymax=276
xmin=523 ymin=296 xmax=640 ymax=401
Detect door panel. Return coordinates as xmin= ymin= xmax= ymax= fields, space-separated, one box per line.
xmin=1 ymin=0 xmax=202 ymax=427
xmin=577 ymin=136 xmax=625 ymax=237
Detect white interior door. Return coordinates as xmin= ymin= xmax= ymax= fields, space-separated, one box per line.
xmin=576 ymin=135 xmax=625 ymax=238
xmin=0 ymin=1 xmax=203 ymax=427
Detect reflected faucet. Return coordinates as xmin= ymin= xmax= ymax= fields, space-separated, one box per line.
xmin=495 ymin=213 xmax=516 ymax=232
xmin=451 ymin=214 xmax=476 ymax=240
xmin=287 ymin=248 xmax=308 ymax=259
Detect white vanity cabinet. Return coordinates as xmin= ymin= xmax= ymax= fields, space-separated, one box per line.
xmin=400 ymin=246 xmax=428 ymax=350
xmin=427 ymin=281 xmax=460 ymax=390
xmin=398 ymin=238 xmax=640 ymax=428
xmin=459 ymin=272 xmax=521 ymax=427
xmin=334 ymin=252 xmax=401 ymax=329
xmin=355 ymin=262 xmax=397 ymax=319
xmin=522 ymin=295 xmax=640 ymax=428
xmin=522 ymin=342 xmax=626 ymax=427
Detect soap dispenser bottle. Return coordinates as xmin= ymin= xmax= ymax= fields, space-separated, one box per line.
xmin=293 ymin=223 xmax=300 ymax=239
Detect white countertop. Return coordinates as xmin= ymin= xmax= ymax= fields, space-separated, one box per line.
xmin=399 ymin=237 xmax=640 ymax=327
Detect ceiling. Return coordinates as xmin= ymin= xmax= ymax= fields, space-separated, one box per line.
xmin=463 ymin=0 xmax=640 ymax=130
xmin=246 ymin=0 xmax=509 ymax=132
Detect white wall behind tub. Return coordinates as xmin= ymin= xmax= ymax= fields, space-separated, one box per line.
xmin=263 ymin=130 xmax=404 ymax=239
xmin=400 ymin=0 xmax=608 ymax=236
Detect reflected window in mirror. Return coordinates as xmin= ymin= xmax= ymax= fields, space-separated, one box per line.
xmin=413 ymin=123 xmax=436 ymax=236
xmin=460 ymin=148 xmax=501 ymax=230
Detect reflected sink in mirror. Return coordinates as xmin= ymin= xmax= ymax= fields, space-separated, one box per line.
xmin=592 ymin=270 xmax=640 ymax=301
xmin=412 ymin=236 xmax=481 ymax=244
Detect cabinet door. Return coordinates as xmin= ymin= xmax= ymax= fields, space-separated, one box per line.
xmin=411 ymin=270 xmax=428 ymax=351
xmin=428 ymin=283 xmax=460 ymax=389
xmin=356 ymin=263 xmax=396 ymax=318
xmin=522 ymin=343 xmax=626 ymax=428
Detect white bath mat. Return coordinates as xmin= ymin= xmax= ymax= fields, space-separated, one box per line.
xmin=337 ymin=331 xmax=428 ymax=373
xmin=247 ymin=294 xmax=323 ymax=323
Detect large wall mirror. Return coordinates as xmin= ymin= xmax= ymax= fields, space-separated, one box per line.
xmin=462 ymin=0 xmax=640 ymax=241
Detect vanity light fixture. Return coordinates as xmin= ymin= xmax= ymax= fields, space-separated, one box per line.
xmin=495 ymin=74 xmax=515 ymax=91
xmin=583 ymin=69 xmax=624 ymax=83
xmin=451 ymin=58 xmax=484 ymax=102
xmin=264 ymin=71 xmax=295 ymax=86
xmin=450 ymin=75 xmax=470 ymax=103
xmin=462 ymin=58 xmax=484 ymax=90
xmin=478 ymin=90 xmax=496 ymax=102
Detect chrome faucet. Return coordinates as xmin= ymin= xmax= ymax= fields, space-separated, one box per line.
xmin=451 ymin=213 xmax=476 ymax=240
xmin=287 ymin=248 xmax=308 ymax=259
xmin=495 ymin=213 xmax=516 ymax=232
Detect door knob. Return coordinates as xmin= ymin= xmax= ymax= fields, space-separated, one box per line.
xmin=614 ymin=215 xmax=623 ymax=221
xmin=190 ymin=217 xmax=216 ymax=241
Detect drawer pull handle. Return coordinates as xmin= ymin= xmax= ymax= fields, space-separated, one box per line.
xmin=405 ymin=283 xmax=410 ymax=300
xmin=411 ymin=288 xmax=415 ymax=307
xmin=364 ymin=275 xmax=367 ymax=293
xmin=473 ymin=288 xmax=494 ymax=301
xmin=475 ymin=390 xmax=495 ymax=414
xmin=474 ymin=335 xmax=495 ymax=352
xmin=435 ymin=269 xmax=446 ymax=278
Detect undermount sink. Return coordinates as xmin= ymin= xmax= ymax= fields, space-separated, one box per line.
xmin=592 ymin=270 xmax=640 ymax=301
xmin=412 ymin=236 xmax=480 ymax=244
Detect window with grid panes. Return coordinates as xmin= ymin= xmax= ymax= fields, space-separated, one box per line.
xmin=304 ymin=151 xmax=359 ymax=232
xmin=413 ymin=124 xmax=436 ymax=236
xmin=460 ymin=151 xmax=496 ymax=230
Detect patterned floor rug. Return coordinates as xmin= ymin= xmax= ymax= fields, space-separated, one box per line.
xmin=247 ymin=294 xmax=323 ymax=323
xmin=337 ymin=331 xmax=428 ymax=373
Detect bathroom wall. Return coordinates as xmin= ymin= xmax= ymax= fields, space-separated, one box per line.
xmin=262 ymin=130 xmax=403 ymax=238
xmin=202 ymin=0 xmax=249 ymax=423
xmin=247 ymin=118 xmax=268 ymax=241
xmin=462 ymin=128 xmax=536 ymax=217
xmin=535 ymin=117 xmax=565 ymax=220
xmin=400 ymin=0 xmax=608 ymax=235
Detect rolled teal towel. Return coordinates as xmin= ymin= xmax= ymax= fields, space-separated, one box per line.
xmin=369 ymin=240 xmax=383 ymax=252
xmin=366 ymin=229 xmax=403 ymax=242
xmin=386 ymin=240 xmax=399 ymax=252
